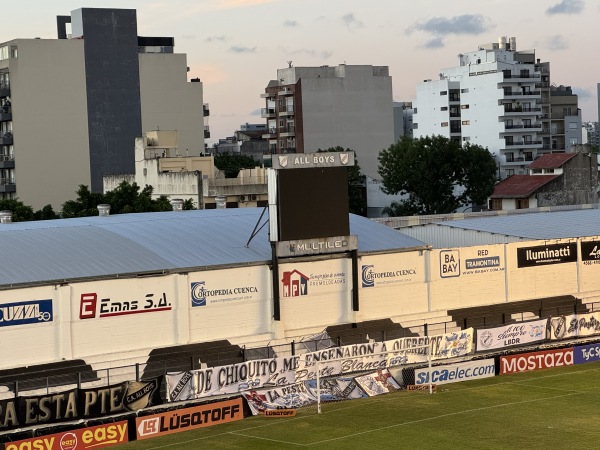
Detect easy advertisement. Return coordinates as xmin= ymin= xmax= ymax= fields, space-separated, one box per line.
xmin=4 ymin=421 xmax=128 ymax=450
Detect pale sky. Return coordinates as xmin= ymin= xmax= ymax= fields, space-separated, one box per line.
xmin=3 ymin=0 xmax=599 ymax=144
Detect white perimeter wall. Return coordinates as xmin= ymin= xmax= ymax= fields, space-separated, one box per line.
xmin=3 ymin=237 xmax=600 ymax=370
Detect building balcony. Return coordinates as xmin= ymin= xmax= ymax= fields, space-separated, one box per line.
xmin=278 ymin=87 xmax=294 ymax=96
xmin=0 ymin=111 xmax=11 ymax=122
xmin=260 ymin=92 xmax=275 ymax=99
xmin=279 ymin=125 xmax=295 ymax=137
xmin=450 ymin=128 xmax=461 ymax=134
xmin=261 ymin=128 xmax=277 ymax=139
xmin=501 ymin=73 xmax=541 ymax=81
xmin=204 ymin=126 xmax=210 ymax=139
xmin=535 ymin=82 xmax=549 ymax=88
xmin=0 ymin=132 xmax=13 ymax=146
xmin=449 ymin=112 xmax=461 ymax=118
xmin=504 ymin=140 xmax=542 ymax=149
xmin=448 ymin=95 xmax=460 ymax=103
xmin=203 ymin=103 xmax=210 ymax=117
xmin=261 ymin=107 xmax=276 ymax=118
xmin=278 ymin=105 xmax=294 ymax=116
xmin=503 ymin=90 xmax=541 ymax=98
xmin=0 ymin=83 xmax=9 ymax=98
xmin=0 ymin=154 xmax=14 ymax=169
xmin=502 ymin=107 xmax=541 ymax=116
xmin=0 ymin=177 xmax=15 ymax=193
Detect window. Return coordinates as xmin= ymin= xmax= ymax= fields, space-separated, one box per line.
xmin=544 ymin=168 xmax=555 ymax=174
xmin=441 ymin=122 xmax=449 ymax=127
xmin=461 ymin=88 xmax=469 ymax=93
xmin=523 ymin=119 xmax=531 ymax=127
xmin=462 ymin=120 xmax=470 ymax=125
xmin=506 ymin=169 xmax=515 ymax=176
xmin=532 ymin=169 xmax=542 ymax=174
xmin=461 ymin=104 xmax=470 ymax=109
xmin=505 ymin=152 xmax=514 ymax=162
xmin=441 ymin=106 xmax=448 ymax=111
xmin=516 ymin=199 xmax=529 ymax=209
xmin=489 ymin=199 xmax=502 ymax=211
xmin=440 ymin=91 xmax=448 ymax=95
xmin=413 ymin=123 xmax=418 ymax=129
xmin=569 ymin=122 xmax=578 ymax=130
xmin=524 ymin=152 xmax=533 ymax=161
xmin=413 ymin=107 xmax=418 ymax=114
xmin=462 ymin=136 xmax=471 ymax=142
xmin=505 ymin=136 xmax=514 ymax=145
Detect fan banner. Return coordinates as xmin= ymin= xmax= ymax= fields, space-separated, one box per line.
xmin=304 ymin=377 xmax=368 ymax=402
xmin=549 ymin=312 xmax=600 ymax=340
xmin=476 ymin=319 xmax=548 ymax=352
xmin=353 ymin=369 xmax=401 ymax=396
xmin=243 ymin=382 xmax=317 ymax=415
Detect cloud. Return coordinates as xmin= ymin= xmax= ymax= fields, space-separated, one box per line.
xmin=229 ymin=45 xmax=257 ymax=54
xmin=287 ymin=48 xmax=333 ymax=59
xmin=341 ymin=13 xmax=364 ymax=31
xmin=283 ymin=19 xmax=298 ymax=27
xmin=205 ymin=35 xmax=227 ymax=43
xmin=423 ymin=37 xmax=444 ymax=49
xmin=546 ymin=34 xmax=569 ymax=50
xmin=546 ymin=0 xmax=584 ymax=15
xmin=409 ymin=14 xmax=491 ymax=36
xmin=572 ymin=87 xmax=592 ymax=99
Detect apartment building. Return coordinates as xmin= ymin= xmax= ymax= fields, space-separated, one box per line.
xmin=413 ymin=37 xmax=581 ymax=179
xmin=0 ymin=7 xmax=207 ymax=209
xmin=260 ymin=64 xmax=395 ymax=179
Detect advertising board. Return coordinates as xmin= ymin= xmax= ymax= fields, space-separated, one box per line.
xmin=414 ymin=359 xmax=495 ymax=385
xmin=573 ymin=342 xmax=600 ymax=365
xmin=476 ymin=319 xmax=547 ymax=352
xmin=4 ymin=421 xmax=128 ymax=450
xmin=500 ymin=348 xmax=574 ymax=374
xmin=136 ymin=398 xmax=244 ymax=440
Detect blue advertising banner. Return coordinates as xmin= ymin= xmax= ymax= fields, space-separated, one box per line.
xmin=573 ymin=342 xmax=600 ymax=365
xmin=0 ymin=299 xmax=53 ymax=327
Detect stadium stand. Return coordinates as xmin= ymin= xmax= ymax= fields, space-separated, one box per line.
xmin=0 ymin=359 xmax=97 ymax=392
xmin=447 ymin=295 xmax=588 ymax=329
xmin=326 ymin=318 xmax=419 ymax=345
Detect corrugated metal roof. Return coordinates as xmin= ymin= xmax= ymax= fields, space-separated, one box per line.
xmin=527 ymin=153 xmax=576 ymax=169
xmin=0 ymin=209 xmax=426 ymax=287
xmin=436 ymin=208 xmax=600 ymax=240
xmin=491 ymin=174 xmax=558 ymax=198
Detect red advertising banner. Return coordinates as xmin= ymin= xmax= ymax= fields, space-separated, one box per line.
xmin=500 ymin=348 xmax=574 ymax=375
xmin=4 ymin=421 xmax=128 ymax=450
xmin=136 ymin=398 xmax=244 ymax=440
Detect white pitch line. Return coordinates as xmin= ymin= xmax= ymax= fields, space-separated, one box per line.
xmin=228 ymin=431 xmax=306 ymax=446
xmin=307 ymin=391 xmax=581 ymax=447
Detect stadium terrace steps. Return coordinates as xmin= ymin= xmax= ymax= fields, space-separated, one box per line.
xmin=326 ymin=319 xmax=419 ymax=346
xmin=447 ymin=295 xmax=587 ymax=329
xmin=393 ymin=311 xmax=459 ymax=336
xmin=0 ymin=359 xmax=98 ymax=393
xmin=141 ymin=341 xmax=244 ymax=380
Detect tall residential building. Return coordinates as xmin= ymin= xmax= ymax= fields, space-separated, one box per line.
xmin=0 ymin=7 xmax=207 ymax=209
xmin=413 ymin=37 xmax=581 ymax=179
xmin=260 ymin=64 xmax=395 ymax=179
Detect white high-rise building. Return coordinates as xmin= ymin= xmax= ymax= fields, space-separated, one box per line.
xmin=413 ymin=37 xmax=581 ymax=179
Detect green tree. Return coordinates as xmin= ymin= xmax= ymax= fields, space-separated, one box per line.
xmin=0 ymin=199 xmax=35 ymax=222
xmin=378 ymin=136 xmax=497 ymax=215
xmin=214 ymin=152 xmax=261 ymax=178
xmin=61 ymin=185 xmax=105 ymax=218
xmin=34 ymin=204 xmax=59 ymax=220
xmin=62 ymin=181 xmax=174 ymax=217
xmin=318 ymin=147 xmax=367 ymax=216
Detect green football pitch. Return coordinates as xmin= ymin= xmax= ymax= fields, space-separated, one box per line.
xmin=121 ymin=361 xmax=600 ymax=449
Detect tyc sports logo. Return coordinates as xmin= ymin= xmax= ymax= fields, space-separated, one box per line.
xmin=281 ymin=270 xmax=309 ymax=297
xmin=191 ymin=282 xmax=207 ymax=306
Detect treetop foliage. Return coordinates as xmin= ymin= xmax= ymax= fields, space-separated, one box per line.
xmin=378 ymin=135 xmax=497 ymax=215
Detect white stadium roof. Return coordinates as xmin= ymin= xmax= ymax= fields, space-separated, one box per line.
xmin=0 ymin=208 xmax=426 ymax=288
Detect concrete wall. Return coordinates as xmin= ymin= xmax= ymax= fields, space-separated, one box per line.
xmin=536 ymin=153 xmax=598 ymax=206
xmin=9 ymin=39 xmax=90 ymax=209
xmin=3 ymin=237 xmax=600 ymax=370
xmin=139 ymin=53 xmax=205 ymax=155
xmin=295 ymin=65 xmax=395 ymax=180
